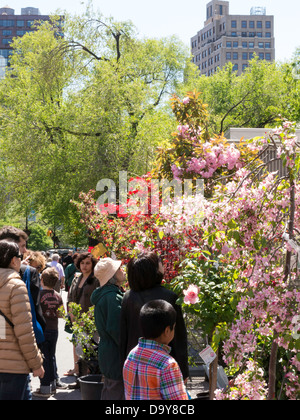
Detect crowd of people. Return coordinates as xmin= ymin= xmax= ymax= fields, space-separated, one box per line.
xmin=0 ymin=225 xmax=190 ymax=401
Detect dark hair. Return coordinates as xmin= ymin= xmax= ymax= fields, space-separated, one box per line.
xmin=127 ymin=252 xmax=163 ymax=292
xmin=72 ymin=252 xmax=79 ymax=262
xmin=0 ymin=240 xmax=20 ymax=268
xmin=0 ymin=226 xmax=28 ymax=243
xmin=41 ymin=267 xmax=59 ymax=288
xmin=140 ymin=300 xmax=177 ymax=339
xmin=76 ymin=252 xmax=98 ymax=270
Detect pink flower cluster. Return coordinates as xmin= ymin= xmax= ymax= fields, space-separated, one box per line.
xmin=186 ymin=142 xmax=243 ymax=178
xmin=183 ymin=284 xmax=200 ymax=305
xmin=284 ymin=356 xmax=300 ymax=400
xmin=215 ymin=361 xmax=268 ymax=400
xmin=158 ymin=120 xmax=300 ymax=398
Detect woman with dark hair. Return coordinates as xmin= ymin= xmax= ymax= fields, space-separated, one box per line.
xmin=68 ymin=252 xmax=99 ymax=313
xmin=0 ymin=240 xmax=44 ymax=400
xmin=65 ymin=252 xmax=99 ymax=377
xmin=120 ymin=252 xmax=189 ymax=382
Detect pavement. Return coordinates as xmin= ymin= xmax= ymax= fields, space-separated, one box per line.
xmin=31 ymin=291 xmax=208 ymax=401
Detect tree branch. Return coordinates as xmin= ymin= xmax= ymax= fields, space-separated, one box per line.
xmin=219 ymin=92 xmax=250 ymax=134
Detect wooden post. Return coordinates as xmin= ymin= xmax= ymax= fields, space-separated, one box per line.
xmin=209 ymin=349 xmax=218 ymax=400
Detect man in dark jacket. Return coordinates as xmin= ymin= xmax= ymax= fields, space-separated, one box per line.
xmin=120 ymin=252 xmax=189 ymax=382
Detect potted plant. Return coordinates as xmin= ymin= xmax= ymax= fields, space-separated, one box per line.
xmin=60 ymin=303 xmax=104 ymax=400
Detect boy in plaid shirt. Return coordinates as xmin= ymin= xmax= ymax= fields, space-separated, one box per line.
xmin=123 ymin=300 xmax=188 ymax=400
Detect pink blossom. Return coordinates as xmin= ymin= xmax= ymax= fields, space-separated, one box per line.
xmin=183 ymin=284 xmax=200 ymax=305
xmin=171 ymin=164 xmax=183 ymax=180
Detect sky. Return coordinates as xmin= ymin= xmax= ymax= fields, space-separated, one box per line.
xmin=3 ymin=0 xmax=299 ymax=62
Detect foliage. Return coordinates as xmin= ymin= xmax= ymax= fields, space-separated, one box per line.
xmin=163 ymin=114 xmax=300 ymax=399
xmin=71 ymin=187 xmax=158 ymax=262
xmin=26 ymin=224 xmax=53 ymax=250
xmin=169 ymin=249 xmax=238 ymax=348
xmin=152 ymin=91 xmax=260 ymax=189
xmin=183 ymin=57 xmax=300 ymax=134
xmin=59 ymin=302 xmax=98 ymax=362
xmin=0 ymin=6 xmax=194 ymax=241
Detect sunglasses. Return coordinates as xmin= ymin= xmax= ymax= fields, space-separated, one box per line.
xmin=15 ymin=254 xmax=22 ymax=259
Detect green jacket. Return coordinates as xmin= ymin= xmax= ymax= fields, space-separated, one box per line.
xmin=90 ymin=284 xmax=124 ymax=380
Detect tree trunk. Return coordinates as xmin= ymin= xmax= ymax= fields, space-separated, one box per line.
xmin=267 ymin=340 xmax=278 ymax=400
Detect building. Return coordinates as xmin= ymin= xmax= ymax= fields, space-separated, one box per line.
xmin=191 ymin=1 xmax=275 ymax=76
xmin=0 ymin=5 xmax=51 ymax=69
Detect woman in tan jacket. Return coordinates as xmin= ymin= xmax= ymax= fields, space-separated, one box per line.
xmin=0 ymin=240 xmax=44 ymax=400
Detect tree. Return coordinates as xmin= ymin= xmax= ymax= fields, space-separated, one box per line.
xmin=183 ymin=58 xmax=300 ymax=134
xmin=0 ymin=7 xmax=195 ymax=241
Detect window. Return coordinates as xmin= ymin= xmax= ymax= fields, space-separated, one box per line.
xmin=231 ymin=20 xmax=237 ymax=28
xmin=242 ymin=64 xmax=248 ymax=71
xmin=266 ymin=32 xmax=271 ymax=38
xmin=242 ymin=32 xmax=247 ymax=37
xmin=226 ymin=41 xmax=232 ymax=48
xmin=249 ymin=42 xmax=254 ymax=48
xmin=257 ymin=21 xmax=262 ymax=28
xmin=249 ymin=52 xmax=254 ymax=60
xmin=2 ymin=38 xmax=12 ymax=45
xmin=226 ymin=52 xmax=231 ymax=60
xmin=257 ymin=32 xmax=262 ymax=38
xmin=249 ymin=21 xmax=255 ymax=28
xmin=233 ymin=41 xmax=238 ymax=48
xmin=27 ymin=21 xmax=34 ymax=28
xmin=242 ymin=21 xmax=247 ymax=28
xmin=17 ymin=20 xmax=25 ymax=27
xmin=265 ymin=53 xmax=271 ymax=60
xmin=2 ymin=30 xmax=12 ymax=36
xmin=0 ymin=48 xmax=12 ymax=58
xmin=259 ymin=53 xmax=264 ymax=60
xmin=249 ymin=32 xmax=255 ymax=37
xmin=242 ymin=52 xmax=248 ymax=60
xmin=231 ymin=32 xmax=237 ymax=37
xmin=266 ymin=21 xmax=271 ymax=29
xmin=265 ymin=42 xmax=271 ymax=49
xmin=0 ymin=20 xmax=14 ymax=27
xmin=233 ymin=52 xmax=238 ymax=60
xmin=258 ymin=42 xmax=264 ymax=49
xmin=232 ymin=64 xmax=238 ymax=72
xmin=242 ymin=42 xmax=248 ymax=48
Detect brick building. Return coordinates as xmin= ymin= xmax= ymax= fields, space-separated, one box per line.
xmin=191 ymin=1 xmax=275 ymax=76
xmin=0 ymin=6 xmax=52 ymax=75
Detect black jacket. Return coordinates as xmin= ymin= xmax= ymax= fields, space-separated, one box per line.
xmin=120 ymin=285 xmax=189 ymax=379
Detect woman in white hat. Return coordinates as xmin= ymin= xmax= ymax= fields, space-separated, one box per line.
xmin=91 ymin=258 xmax=126 ymax=400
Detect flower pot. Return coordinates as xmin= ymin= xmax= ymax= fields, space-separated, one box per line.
xmin=78 ymin=375 xmax=104 ymax=400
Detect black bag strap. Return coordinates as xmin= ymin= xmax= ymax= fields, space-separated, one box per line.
xmin=0 ymin=309 xmax=14 ymax=328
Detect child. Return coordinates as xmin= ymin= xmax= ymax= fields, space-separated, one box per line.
xmin=123 ymin=300 xmax=189 ymax=400
xmin=33 ymin=267 xmax=64 ymax=398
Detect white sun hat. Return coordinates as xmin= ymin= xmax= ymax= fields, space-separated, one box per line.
xmin=94 ymin=257 xmax=122 ymax=287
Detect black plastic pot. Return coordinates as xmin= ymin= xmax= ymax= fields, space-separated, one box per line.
xmin=78 ymin=375 xmax=104 ymax=400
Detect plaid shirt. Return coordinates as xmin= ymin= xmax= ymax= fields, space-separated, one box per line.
xmin=123 ymin=338 xmax=188 ymax=400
